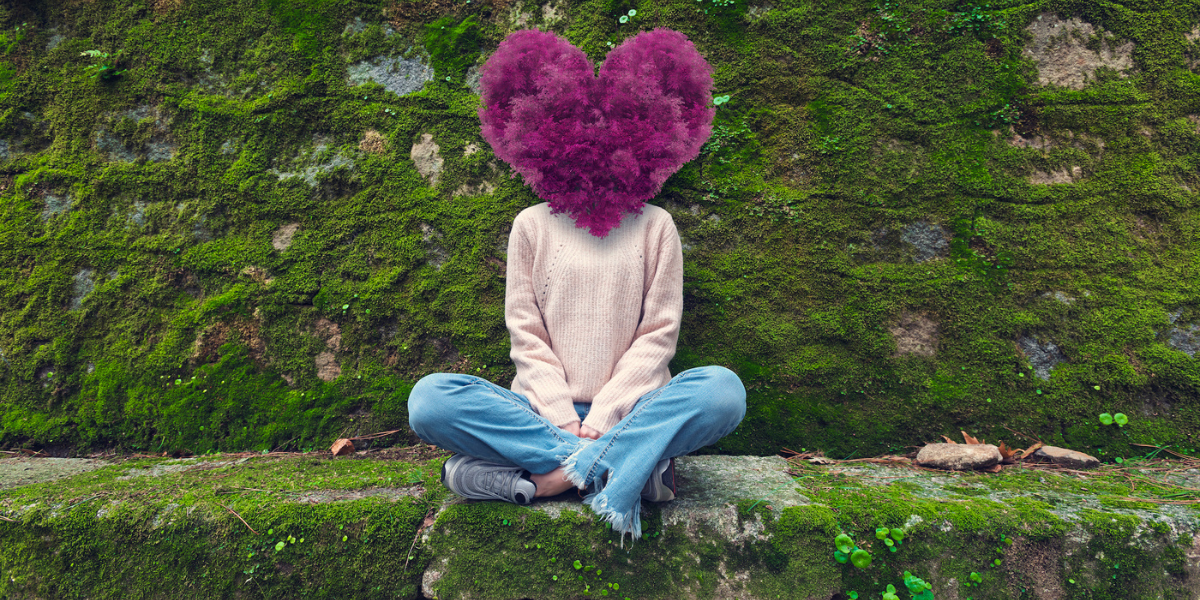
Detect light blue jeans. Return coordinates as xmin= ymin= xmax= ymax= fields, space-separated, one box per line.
xmin=408 ymin=366 xmax=746 ymax=542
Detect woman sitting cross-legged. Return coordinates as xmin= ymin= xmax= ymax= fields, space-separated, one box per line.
xmin=407 ymin=27 xmax=745 ymax=543
xmin=409 ymin=202 xmax=746 ymax=542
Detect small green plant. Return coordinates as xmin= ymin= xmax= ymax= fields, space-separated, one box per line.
xmin=1098 ymin=412 xmax=1128 ymax=427
xmin=80 ymin=50 xmax=126 ymax=80
xmin=948 ymin=4 xmax=1006 ymax=39
xmin=903 ymin=571 xmax=934 ymax=600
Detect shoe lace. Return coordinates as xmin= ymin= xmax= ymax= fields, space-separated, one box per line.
xmin=478 ymin=468 xmax=521 ymax=501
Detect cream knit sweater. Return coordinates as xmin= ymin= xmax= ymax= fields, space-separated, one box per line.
xmin=506 ymin=203 xmax=684 ymax=433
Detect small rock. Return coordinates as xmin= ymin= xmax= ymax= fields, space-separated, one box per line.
xmin=1033 ymin=446 xmax=1100 ymax=470
xmin=330 ymin=439 xmax=355 ymax=456
xmin=915 ymin=443 xmax=1001 ymax=471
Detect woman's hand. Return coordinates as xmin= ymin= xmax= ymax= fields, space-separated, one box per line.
xmin=560 ymin=422 xmax=602 ymax=440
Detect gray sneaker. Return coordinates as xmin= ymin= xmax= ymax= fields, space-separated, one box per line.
xmin=640 ymin=458 xmax=676 ymax=502
xmin=441 ymin=455 xmax=537 ymax=505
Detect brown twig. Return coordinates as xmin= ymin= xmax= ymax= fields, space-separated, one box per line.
xmin=220 ymin=503 xmax=259 ymax=535
xmin=348 ymin=429 xmax=404 ymax=442
xmin=1130 ymin=444 xmax=1196 ymax=461
xmin=404 ymin=507 xmax=438 ymax=571
xmin=0 ymin=515 xmax=16 ymax=522
xmin=1001 ymin=425 xmax=1042 ymax=444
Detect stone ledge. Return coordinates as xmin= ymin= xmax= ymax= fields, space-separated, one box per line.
xmin=2 ymin=452 xmax=1199 ymax=599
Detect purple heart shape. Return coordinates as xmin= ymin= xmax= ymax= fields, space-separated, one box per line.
xmin=479 ymin=28 xmax=715 ymax=237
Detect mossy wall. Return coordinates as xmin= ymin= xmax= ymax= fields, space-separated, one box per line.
xmin=2 ymin=0 xmax=1199 ymax=458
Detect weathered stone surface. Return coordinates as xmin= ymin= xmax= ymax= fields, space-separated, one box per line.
xmin=270 ymin=137 xmax=355 ymax=187
xmin=410 ymin=133 xmax=443 ymax=186
xmin=1033 ymin=445 xmax=1100 ymax=469
xmin=347 ymin=55 xmax=434 ymax=97
xmin=1018 ymin=335 xmax=1066 ymax=380
xmin=915 ymin=443 xmax=1001 ymax=470
xmin=661 ymin=455 xmax=809 ymax=531
xmin=69 ymin=268 xmax=95 ymax=311
xmin=271 ymin=223 xmax=300 ymax=251
xmin=0 ymin=457 xmax=113 ymax=490
xmin=40 ymin=192 xmax=72 ymax=220
xmin=7 ymin=453 xmax=1200 ymax=599
xmin=1024 ymin=13 xmax=1135 ymax=89
xmin=315 ymin=351 xmax=340 ymax=381
xmin=420 ymin=222 xmax=449 ymax=268
xmin=890 ymin=311 xmax=938 ymax=357
xmin=900 ymin=221 xmax=948 ymax=262
xmin=1165 ymin=312 xmax=1200 ymax=357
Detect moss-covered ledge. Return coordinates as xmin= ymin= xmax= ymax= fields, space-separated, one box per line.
xmin=3 ymin=452 xmax=1200 ymax=600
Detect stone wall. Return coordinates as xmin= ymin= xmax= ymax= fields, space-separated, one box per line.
xmin=1 ymin=0 xmax=1199 ymax=458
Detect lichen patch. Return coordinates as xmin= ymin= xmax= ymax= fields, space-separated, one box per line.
xmin=272 ymin=222 xmax=300 ymax=251
xmin=410 ymin=133 xmax=443 ymax=187
xmin=1024 ymin=14 xmax=1134 ymax=89
xmin=358 ymin=129 xmax=386 ymax=154
xmin=1029 ymin=166 xmax=1083 ymax=185
xmin=314 ymin=318 xmax=342 ymax=352
xmin=315 ymin=351 xmax=341 ymax=381
xmin=347 ymin=55 xmax=434 ymax=97
xmin=890 ymin=312 xmax=938 ymax=357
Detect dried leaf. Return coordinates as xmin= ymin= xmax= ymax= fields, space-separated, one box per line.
xmin=941 ymin=436 xmax=958 ymax=444
xmin=998 ymin=441 xmax=1018 ymax=464
xmin=981 ymin=463 xmax=1003 ymax=473
xmin=331 ymin=438 xmax=355 ymax=456
xmin=962 ymin=431 xmax=982 ymax=445
xmin=1017 ymin=441 xmax=1044 ymax=459
xmin=808 ymin=457 xmax=835 ymax=465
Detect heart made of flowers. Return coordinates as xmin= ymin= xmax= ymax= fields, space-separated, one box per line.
xmin=479 ymin=28 xmax=715 ymax=237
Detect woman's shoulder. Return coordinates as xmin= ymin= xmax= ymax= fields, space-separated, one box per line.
xmin=513 ymin=202 xmax=553 ymax=224
xmin=636 ymin=204 xmax=679 ymax=237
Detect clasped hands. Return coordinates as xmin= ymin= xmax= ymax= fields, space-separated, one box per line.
xmin=561 ymin=422 xmax=602 ymax=440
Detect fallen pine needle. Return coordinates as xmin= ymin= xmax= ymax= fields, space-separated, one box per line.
xmin=220 ymin=503 xmax=258 ymax=535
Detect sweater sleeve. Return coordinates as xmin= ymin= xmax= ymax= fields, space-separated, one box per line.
xmin=581 ymin=215 xmax=684 ymax=433
xmin=505 ymin=212 xmax=580 ymax=428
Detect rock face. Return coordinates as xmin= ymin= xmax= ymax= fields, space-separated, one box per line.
xmin=915 ymin=443 xmax=1001 ymax=470
xmin=7 ymin=453 xmax=1200 ymax=599
xmin=1033 ymin=445 xmax=1100 ymax=469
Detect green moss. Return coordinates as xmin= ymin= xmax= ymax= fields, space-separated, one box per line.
xmin=424 ymin=15 xmax=482 ymax=81
xmin=1 ymin=453 xmax=446 ymax=599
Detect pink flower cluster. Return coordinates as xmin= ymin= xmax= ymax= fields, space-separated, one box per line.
xmin=479 ymin=28 xmax=715 ymax=237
